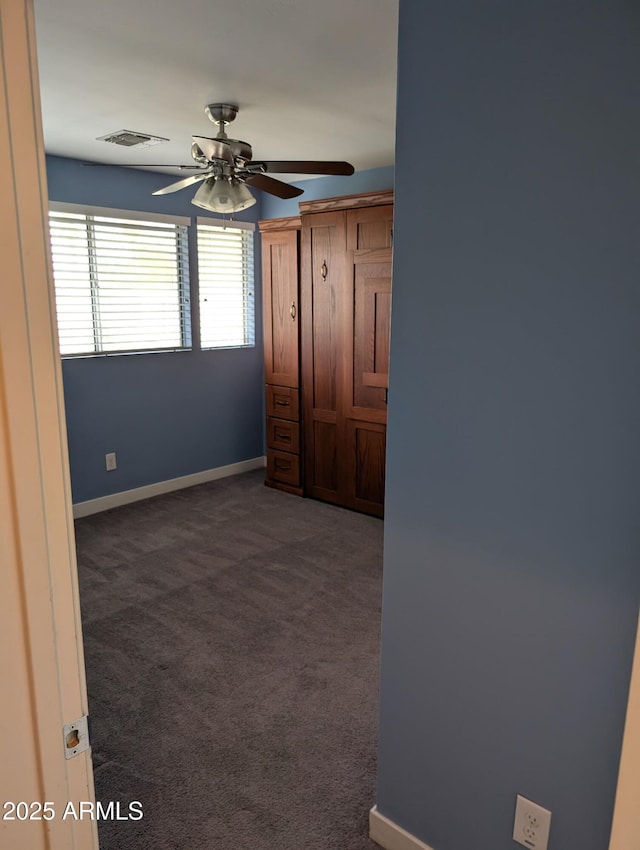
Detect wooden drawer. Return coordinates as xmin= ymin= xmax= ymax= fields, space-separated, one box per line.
xmin=266 ymin=385 xmax=299 ymax=421
xmin=267 ymin=417 xmax=300 ymax=453
xmin=267 ymin=450 xmax=300 ymax=487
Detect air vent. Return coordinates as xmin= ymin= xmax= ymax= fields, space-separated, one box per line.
xmin=97 ymin=130 xmax=169 ymax=148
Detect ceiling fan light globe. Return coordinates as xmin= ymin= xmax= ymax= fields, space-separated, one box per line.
xmin=191 ymin=177 xmax=256 ymax=213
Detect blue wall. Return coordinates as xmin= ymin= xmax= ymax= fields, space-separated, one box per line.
xmin=377 ymin=3 xmax=640 ymax=850
xmin=47 ymin=156 xmax=265 ymax=503
xmin=260 ymin=164 xmax=394 ymax=219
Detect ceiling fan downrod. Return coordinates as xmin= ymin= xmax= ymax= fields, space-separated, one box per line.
xmin=204 ymin=103 xmax=239 ymax=140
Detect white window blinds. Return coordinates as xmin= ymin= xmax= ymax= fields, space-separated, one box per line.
xmin=49 ymin=208 xmax=191 ymax=356
xmin=197 ymin=220 xmax=255 ymax=349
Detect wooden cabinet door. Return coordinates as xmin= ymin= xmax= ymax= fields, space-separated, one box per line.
xmin=262 ymin=228 xmax=299 ymax=388
xmin=300 ymin=200 xmax=393 ymax=517
xmin=345 ymin=204 xmax=393 ymax=423
xmin=344 ymin=258 xmax=391 ymax=515
xmin=347 ymin=256 xmax=392 ymax=423
xmin=344 ymin=205 xmax=393 ymax=515
xmin=301 ymin=210 xmax=348 ymax=505
xmin=346 ymin=203 xmax=394 ymax=253
xmin=346 ymin=420 xmax=387 ymax=517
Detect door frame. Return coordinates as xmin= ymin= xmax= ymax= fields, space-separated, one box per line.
xmin=0 ymin=1 xmax=97 ymax=848
xmin=608 ymin=611 xmax=640 ymax=850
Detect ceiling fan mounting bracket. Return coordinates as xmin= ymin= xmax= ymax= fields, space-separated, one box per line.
xmin=205 ymin=103 xmax=239 ymax=128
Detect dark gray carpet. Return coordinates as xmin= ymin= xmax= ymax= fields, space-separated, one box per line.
xmin=75 ymin=470 xmax=383 ymax=850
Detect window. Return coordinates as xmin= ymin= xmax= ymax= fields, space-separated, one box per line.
xmin=48 ymin=204 xmax=191 ymax=356
xmin=197 ymin=219 xmax=255 ymax=349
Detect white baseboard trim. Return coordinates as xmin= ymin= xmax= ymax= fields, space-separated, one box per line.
xmin=369 ymin=807 xmax=435 ymax=850
xmin=72 ymin=456 xmax=267 ymax=518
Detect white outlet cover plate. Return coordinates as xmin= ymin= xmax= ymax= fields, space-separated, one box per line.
xmin=513 ymin=794 xmax=552 ymax=850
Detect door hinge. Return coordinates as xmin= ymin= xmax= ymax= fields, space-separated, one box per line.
xmin=63 ymin=715 xmax=90 ymax=759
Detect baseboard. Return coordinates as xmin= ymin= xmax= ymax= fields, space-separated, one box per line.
xmin=369 ymin=807 xmax=435 ymax=850
xmin=72 ymin=456 xmax=267 ymax=518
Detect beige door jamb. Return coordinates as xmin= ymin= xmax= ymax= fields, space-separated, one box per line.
xmin=608 ymin=610 xmax=640 ymax=850
xmin=0 ymin=1 xmax=97 ymax=848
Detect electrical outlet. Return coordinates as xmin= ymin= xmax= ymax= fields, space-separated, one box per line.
xmin=513 ymin=795 xmax=551 ymax=850
xmin=105 ymin=452 xmax=117 ymax=471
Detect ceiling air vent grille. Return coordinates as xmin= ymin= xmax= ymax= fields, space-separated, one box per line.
xmin=97 ymin=130 xmax=168 ymax=147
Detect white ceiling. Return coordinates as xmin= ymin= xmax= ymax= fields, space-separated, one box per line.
xmin=33 ymin=0 xmax=399 ymax=177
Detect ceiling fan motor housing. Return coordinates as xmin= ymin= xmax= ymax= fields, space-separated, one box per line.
xmin=227 ymin=139 xmax=252 ymax=162
xmin=191 ymin=137 xmax=252 ymax=165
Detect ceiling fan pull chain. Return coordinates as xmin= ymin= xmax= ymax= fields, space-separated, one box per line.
xmin=321 ymin=260 xmax=328 ymax=281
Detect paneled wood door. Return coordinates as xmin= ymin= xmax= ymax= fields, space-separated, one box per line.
xmin=301 ymin=199 xmax=393 ymax=516
xmin=262 ymin=226 xmax=299 ymax=388
xmin=344 ymin=205 xmax=393 ymax=516
xmin=260 ymin=217 xmax=303 ymax=495
xmin=301 ymin=210 xmax=348 ymax=505
xmin=344 ymin=257 xmax=391 ymax=515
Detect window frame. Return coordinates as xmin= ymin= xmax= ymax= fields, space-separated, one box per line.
xmin=48 ymin=202 xmax=192 ymax=358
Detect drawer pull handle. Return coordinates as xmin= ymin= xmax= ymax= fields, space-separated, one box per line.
xmin=290 ymin=301 xmax=296 ymax=320
xmin=276 ymin=460 xmax=291 ymax=471
xmin=320 ymin=260 xmax=328 ymax=281
xmin=275 ymin=399 xmax=290 ymax=406
xmin=276 ymin=432 xmax=290 ymax=441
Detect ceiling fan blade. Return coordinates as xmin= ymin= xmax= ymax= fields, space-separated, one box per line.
xmin=82 ymin=163 xmax=204 ymax=170
xmin=152 ymin=172 xmax=212 ymax=196
xmin=250 ymin=160 xmax=355 ymax=176
xmin=242 ymin=173 xmax=304 ymax=199
xmin=192 ymin=136 xmax=235 ymax=165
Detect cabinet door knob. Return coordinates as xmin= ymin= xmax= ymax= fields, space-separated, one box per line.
xmin=290 ymin=301 xmax=296 ymax=320
xmin=320 ymin=260 xmax=328 ymax=281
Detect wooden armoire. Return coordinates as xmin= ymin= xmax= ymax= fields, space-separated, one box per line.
xmin=260 ymin=190 xmax=393 ymax=517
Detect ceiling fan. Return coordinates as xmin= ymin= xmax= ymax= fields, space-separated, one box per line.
xmin=91 ymin=104 xmax=355 ymax=214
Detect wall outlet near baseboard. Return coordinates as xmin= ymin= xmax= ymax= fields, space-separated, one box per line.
xmin=513 ymin=795 xmax=551 ymax=850
xmin=105 ymin=452 xmax=117 ymax=471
